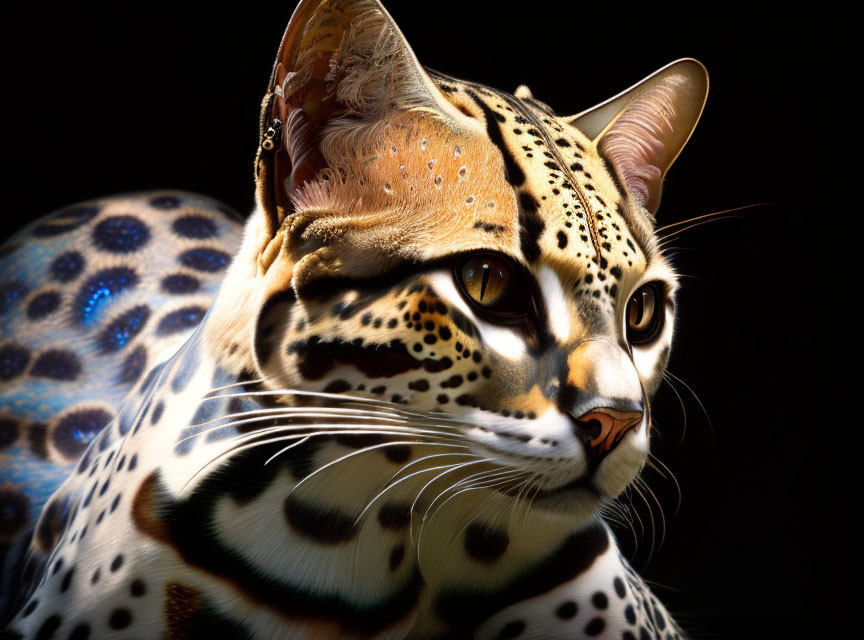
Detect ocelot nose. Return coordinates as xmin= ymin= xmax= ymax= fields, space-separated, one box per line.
xmin=572 ymin=407 xmax=643 ymax=458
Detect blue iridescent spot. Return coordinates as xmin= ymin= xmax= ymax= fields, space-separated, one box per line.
xmin=92 ymin=215 xmax=150 ymax=253
xmin=52 ymin=407 xmax=113 ymax=461
xmin=172 ymin=215 xmax=218 ymax=239
xmin=157 ymin=306 xmax=207 ymax=336
xmin=161 ymin=273 xmax=200 ymax=294
xmin=31 ymin=349 xmax=82 ymax=380
xmin=97 ymin=305 xmax=151 ymax=353
xmin=50 ymin=251 xmax=85 ymax=282
xmin=0 ymin=343 xmax=31 ymax=380
xmin=178 ymin=248 xmax=230 ymax=273
xmin=0 ymin=279 xmax=28 ymax=314
xmin=74 ymin=267 xmax=139 ymax=325
xmin=26 ymin=291 xmax=61 ymax=320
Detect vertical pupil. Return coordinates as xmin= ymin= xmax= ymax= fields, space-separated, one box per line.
xmin=479 ymin=263 xmax=491 ymax=300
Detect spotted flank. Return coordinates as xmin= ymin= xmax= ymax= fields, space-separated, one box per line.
xmin=1 ymin=0 xmax=707 ymax=637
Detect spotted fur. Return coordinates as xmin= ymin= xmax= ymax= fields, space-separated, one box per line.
xmin=1 ymin=1 xmax=708 ymax=638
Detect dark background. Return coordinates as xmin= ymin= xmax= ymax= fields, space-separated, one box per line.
xmin=3 ymin=1 xmax=846 ymax=637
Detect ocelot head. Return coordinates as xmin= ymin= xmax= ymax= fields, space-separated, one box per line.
xmin=224 ymin=0 xmax=708 ymax=525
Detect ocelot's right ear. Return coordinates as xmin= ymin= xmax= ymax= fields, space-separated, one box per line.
xmin=253 ymin=0 xmax=469 ymax=248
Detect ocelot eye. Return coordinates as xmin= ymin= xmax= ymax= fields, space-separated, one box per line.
xmin=455 ymin=254 xmax=529 ymax=323
xmin=626 ymin=282 xmax=666 ymax=345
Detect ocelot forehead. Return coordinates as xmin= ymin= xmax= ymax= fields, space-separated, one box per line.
xmin=294 ymin=86 xmax=649 ymax=306
xmin=436 ymin=79 xmax=650 ymax=279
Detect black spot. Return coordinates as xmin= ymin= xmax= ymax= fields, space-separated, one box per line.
xmin=149 ymin=195 xmax=181 ymax=209
xmin=0 ymin=417 xmax=19 ymax=449
xmin=614 ymin=576 xmax=627 ymax=598
xmin=284 ymin=495 xmax=356 ymax=544
xmin=50 ymin=251 xmax=85 ymax=282
xmin=323 ymin=379 xmax=352 ymax=394
xmin=92 ymin=216 xmax=150 ymax=253
xmin=625 ymin=604 xmax=637 ymax=624
xmin=179 ymin=248 xmax=230 ymax=272
xmin=172 ymin=215 xmax=218 ymax=239
xmin=130 ymin=579 xmax=147 ymax=597
xmin=31 ymin=349 xmax=81 ymax=380
xmin=21 ymin=599 xmax=38 ymax=618
xmin=518 ymin=192 xmax=544 ymax=262
xmin=32 ymin=205 xmax=99 ymax=236
xmin=147 ymin=400 xmax=165 ymax=426
xmin=108 ymin=609 xmax=132 ymax=630
xmin=0 ymin=279 xmax=28 ymax=314
xmin=585 ymin=618 xmax=605 ymax=636
xmin=110 ymin=554 xmax=124 ymax=572
xmin=385 ymin=445 xmax=411 ymax=463
xmin=60 ymin=567 xmax=75 ymax=592
xmin=161 ymin=273 xmax=201 ymax=294
xmin=74 ymin=267 xmax=139 ymax=325
xmin=0 ymin=343 xmax=31 ymax=380
xmin=592 ymin=591 xmax=608 ymax=609
xmin=557 ymin=230 xmax=568 ymax=249
xmin=97 ymin=305 xmax=150 ymax=353
xmin=52 ymin=408 xmax=113 ymax=460
xmin=156 ymin=306 xmax=207 ymax=335
xmin=128 ymin=453 xmax=138 ymax=471
xmin=68 ymin=624 xmax=91 ymax=640
xmin=556 ymin=601 xmax=578 ymax=619
xmin=497 ymin=620 xmax=525 ymax=639
xmin=34 ymin=614 xmax=62 ymax=640
xmin=377 ymin=502 xmax=411 ymax=530
xmin=117 ymin=345 xmax=147 ymax=385
xmin=0 ymin=484 xmax=29 ymax=539
xmin=26 ymin=291 xmax=61 ymax=320
xmin=464 ymin=521 xmax=509 ymax=563
xmin=389 ymin=544 xmax=405 ymax=571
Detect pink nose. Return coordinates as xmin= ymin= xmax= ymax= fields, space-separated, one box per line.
xmin=572 ymin=408 xmax=643 ymax=457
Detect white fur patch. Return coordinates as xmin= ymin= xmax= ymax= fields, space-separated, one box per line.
xmin=538 ymin=266 xmax=570 ymax=342
xmin=428 ymin=272 xmax=527 ymax=359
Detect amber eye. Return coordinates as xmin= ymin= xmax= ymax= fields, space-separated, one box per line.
xmin=455 ymin=254 xmax=529 ymax=323
xmin=460 ymin=256 xmax=511 ymax=305
xmin=626 ymin=282 xmax=665 ymax=345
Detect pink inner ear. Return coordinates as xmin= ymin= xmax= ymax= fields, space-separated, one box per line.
xmin=598 ymin=75 xmax=686 ymax=211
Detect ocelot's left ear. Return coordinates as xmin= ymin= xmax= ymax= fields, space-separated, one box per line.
xmin=254 ymin=0 xmax=468 ymax=241
xmin=568 ymin=59 xmax=708 ymax=215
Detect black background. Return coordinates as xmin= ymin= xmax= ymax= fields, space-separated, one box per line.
xmin=2 ymin=1 xmax=846 ymax=638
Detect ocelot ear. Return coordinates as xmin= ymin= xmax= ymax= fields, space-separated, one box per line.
xmin=568 ymin=59 xmax=708 ymax=215
xmin=254 ymin=0 xmax=467 ymax=239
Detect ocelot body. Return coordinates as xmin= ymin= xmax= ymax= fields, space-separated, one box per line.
xmin=1 ymin=1 xmax=708 ymax=637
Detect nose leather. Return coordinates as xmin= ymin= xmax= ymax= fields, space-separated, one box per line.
xmin=572 ymin=407 xmax=643 ymax=457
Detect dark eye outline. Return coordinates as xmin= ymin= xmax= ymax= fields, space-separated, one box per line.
xmin=453 ymin=253 xmax=531 ymax=324
xmin=625 ymin=282 xmax=666 ymax=346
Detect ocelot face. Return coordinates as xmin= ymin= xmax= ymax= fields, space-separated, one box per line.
xmin=249 ymin=0 xmax=705 ymax=518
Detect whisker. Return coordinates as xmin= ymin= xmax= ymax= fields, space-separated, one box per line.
xmin=655 ymin=202 xmax=769 ymax=233
xmin=665 ymin=370 xmax=715 ymax=445
xmin=662 ymin=374 xmax=688 ymax=446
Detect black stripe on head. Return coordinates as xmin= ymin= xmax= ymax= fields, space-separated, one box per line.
xmin=517 ymin=192 xmax=545 ymax=263
xmin=466 ymin=90 xmax=525 ymax=187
